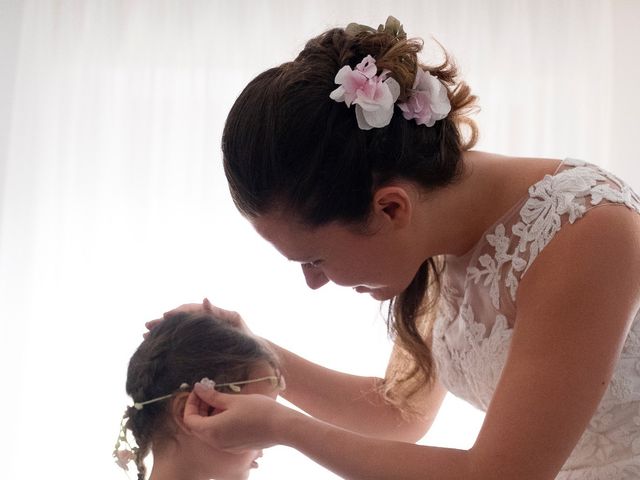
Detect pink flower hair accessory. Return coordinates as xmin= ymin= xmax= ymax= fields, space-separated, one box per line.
xmin=397 ymin=67 xmax=451 ymax=127
xmin=329 ymin=55 xmax=400 ymax=130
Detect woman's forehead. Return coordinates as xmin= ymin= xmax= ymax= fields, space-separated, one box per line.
xmin=250 ymin=214 xmax=322 ymax=257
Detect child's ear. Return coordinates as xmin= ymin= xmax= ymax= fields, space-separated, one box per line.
xmin=170 ymin=394 xmax=192 ymax=435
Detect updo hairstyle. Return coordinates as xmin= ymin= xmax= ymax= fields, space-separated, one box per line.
xmin=222 ymin=18 xmax=478 ymax=410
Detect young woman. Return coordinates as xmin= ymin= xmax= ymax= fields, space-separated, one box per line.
xmin=166 ymin=17 xmax=639 ymax=479
xmin=116 ymin=308 xmax=284 ymax=480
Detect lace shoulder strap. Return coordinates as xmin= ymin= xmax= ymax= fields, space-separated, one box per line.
xmin=468 ymin=159 xmax=640 ymax=310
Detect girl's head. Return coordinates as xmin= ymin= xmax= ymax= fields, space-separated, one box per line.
xmin=222 ymin=17 xmax=477 ymax=409
xmin=115 ymin=312 xmax=282 ymax=480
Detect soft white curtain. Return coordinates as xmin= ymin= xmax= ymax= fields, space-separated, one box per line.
xmin=0 ymin=1 xmax=637 ymax=478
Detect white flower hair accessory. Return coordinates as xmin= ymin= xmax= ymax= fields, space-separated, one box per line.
xmin=398 ymin=67 xmax=451 ymax=127
xmin=113 ymin=382 xmax=190 ymax=473
xmin=113 ymin=414 xmax=138 ymax=472
xmin=329 ymin=55 xmax=451 ymax=130
xmin=329 ymin=55 xmax=401 ymax=130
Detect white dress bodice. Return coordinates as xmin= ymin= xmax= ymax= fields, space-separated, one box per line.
xmin=432 ymin=159 xmax=640 ymax=479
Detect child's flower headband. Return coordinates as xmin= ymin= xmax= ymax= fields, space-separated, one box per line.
xmin=112 ymin=376 xmax=286 ymax=472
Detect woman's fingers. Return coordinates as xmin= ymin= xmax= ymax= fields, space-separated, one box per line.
xmin=183 ymin=384 xmax=233 ymax=438
xmin=184 ymin=386 xmax=221 ymax=418
xmin=205 ymin=301 xmax=241 ymax=323
xmin=145 ymin=318 xmax=161 ymax=329
xmin=203 ymin=297 xmax=214 ymax=311
xmin=195 ymin=382 xmax=228 ymax=408
xmin=184 ymin=384 xmax=285 ymax=452
xmin=144 ymin=300 xmax=251 ymax=339
xmin=144 ymin=301 xmax=211 ymax=338
xmin=203 ymin=298 xmax=251 ymax=333
xmin=163 ymin=302 xmax=204 ymax=318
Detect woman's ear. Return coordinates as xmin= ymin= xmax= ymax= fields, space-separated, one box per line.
xmin=371 ymin=185 xmax=413 ymax=229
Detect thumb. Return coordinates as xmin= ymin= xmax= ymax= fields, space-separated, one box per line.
xmin=203 ymin=298 xmax=213 ymax=311
xmin=183 ymin=385 xmax=234 ymax=444
xmin=183 ymin=382 xmax=230 ymax=421
xmin=193 ymin=382 xmax=230 ymax=409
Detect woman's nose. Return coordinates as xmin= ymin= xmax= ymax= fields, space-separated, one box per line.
xmin=301 ymin=264 xmax=330 ymax=289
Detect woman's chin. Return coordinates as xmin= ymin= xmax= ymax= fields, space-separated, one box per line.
xmin=353 ymin=286 xmax=396 ymax=301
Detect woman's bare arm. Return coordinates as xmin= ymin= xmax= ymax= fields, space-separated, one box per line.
xmin=185 ymin=205 xmax=640 ymax=479
xmin=154 ymin=301 xmax=446 ymax=442
xmin=268 ymin=340 xmax=447 ymax=442
xmin=274 ymin=205 xmax=640 ymax=479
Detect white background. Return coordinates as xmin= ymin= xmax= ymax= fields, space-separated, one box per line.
xmin=1 ymin=1 xmax=639 ymax=479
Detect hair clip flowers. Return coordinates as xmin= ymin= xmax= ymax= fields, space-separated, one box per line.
xmin=329 ymin=55 xmax=400 ymax=130
xmin=330 ymin=54 xmax=451 ymax=130
xmin=398 ymin=67 xmax=451 ymax=127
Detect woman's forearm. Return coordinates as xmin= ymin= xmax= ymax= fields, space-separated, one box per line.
xmin=278 ymin=408 xmax=473 ymax=480
xmin=265 ymin=340 xmax=443 ymax=442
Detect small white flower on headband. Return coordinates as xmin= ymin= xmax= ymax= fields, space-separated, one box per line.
xmin=398 ymin=67 xmax=451 ymax=127
xmin=200 ymin=377 xmax=217 ymax=390
xmin=329 ymin=55 xmax=400 ymax=130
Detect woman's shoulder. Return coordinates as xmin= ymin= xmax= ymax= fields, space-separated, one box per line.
xmin=463 ymin=152 xmax=565 ymax=222
xmin=473 ymin=153 xmax=640 ymax=234
xmin=458 ymin=154 xmax=640 ymax=310
xmin=513 ymin=158 xmax=640 ymax=299
xmin=520 ymin=158 xmax=640 ymax=228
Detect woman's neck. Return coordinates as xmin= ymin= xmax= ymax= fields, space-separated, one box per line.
xmin=415 ymin=150 xmax=562 ymax=258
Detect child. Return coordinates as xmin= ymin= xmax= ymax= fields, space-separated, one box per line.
xmin=114 ymin=310 xmax=284 ymax=480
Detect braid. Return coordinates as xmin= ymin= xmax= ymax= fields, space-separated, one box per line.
xmin=122 ymin=405 xmax=150 ymax=479
xmin=123 ymin=336 xmax=173 ymax=478
xmin=134 ymin=437 xmax=150 ymax=479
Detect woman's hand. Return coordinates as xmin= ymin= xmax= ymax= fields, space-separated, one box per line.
xmin=144 ymin=298 xmax=253 ymax=337
xmin=183 ymin=382 xmax=289 ymax=451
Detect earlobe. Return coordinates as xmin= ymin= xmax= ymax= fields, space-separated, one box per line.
xmin=372 ymin=186 xmax=412 ymax=228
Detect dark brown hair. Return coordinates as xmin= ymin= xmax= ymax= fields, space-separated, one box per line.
xmin=222 ymin=21 xmax=477 ymax=408
xmin=123 ymin=312 xmax=280 ymax=479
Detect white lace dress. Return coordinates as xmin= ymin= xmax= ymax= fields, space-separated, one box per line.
xmin=432 ymin=159 xmax=640 ymax=479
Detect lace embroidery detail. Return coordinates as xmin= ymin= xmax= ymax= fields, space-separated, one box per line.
xmin=434 ymin=291 xmax=512 ymax=410
xmin=468 ymin=159 xmax=640 ymax=308
xmin=467 ymin=224 xmax=526 ymax=309
xmin=610 ymin=372 xmax=634 ymax=401
xmin=433 ymin=160 xmax=640 ymax=478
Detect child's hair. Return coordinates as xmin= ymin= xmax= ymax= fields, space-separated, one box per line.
xmin=119 ymin=312 xmax=280 ymax=479
xmin=222 ymin=17 xmax=478 ymax=410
